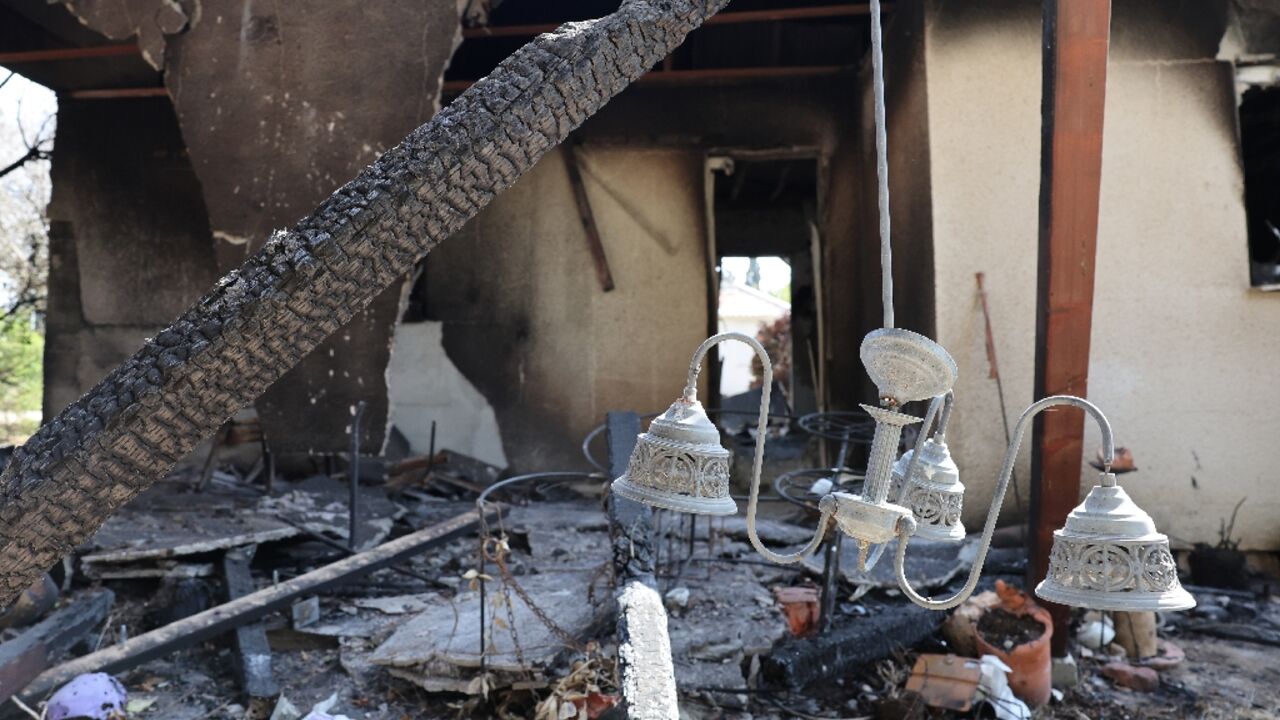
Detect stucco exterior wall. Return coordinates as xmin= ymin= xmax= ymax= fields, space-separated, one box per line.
xmin=923 ymin=0 xmax=1278 ymax=549
xmin=923 ymin=1 xmax=1042 ymax=538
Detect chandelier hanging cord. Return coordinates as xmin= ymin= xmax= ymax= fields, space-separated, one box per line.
xmin=894 ymin=395 xmax=1115 ymax=610
xmin=683 ymin=332 xmax=834 ymax=563
xmin=870 ymin=0 xmax=893 ymax=329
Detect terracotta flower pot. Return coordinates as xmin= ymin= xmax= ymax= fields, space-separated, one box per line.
xmin=974 ymin=580 xmax=1053 ymax=707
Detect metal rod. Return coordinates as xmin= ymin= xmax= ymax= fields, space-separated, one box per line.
xmin=259 ymin=430 xmax=275 ymax=495
xmin=818 ymin=532 xmax=843 ymax=632
xmin=869 ymin=0 xmax=893 ymax=328
xmin=817 ymin=435 xmax=852 ymax=629
xmin=976 ymin=273 xmax=1023 ymax=515
xmin=427 ymin=420 xmax=437 ymax=470
xmin=349 ymin=401 xmax=367 ymax=552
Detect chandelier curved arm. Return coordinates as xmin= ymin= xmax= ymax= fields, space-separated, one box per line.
xmin=684 ymin=332 xmax=832 ymax=564
xmin=894 ymin=394 xmax=1115 ymax=610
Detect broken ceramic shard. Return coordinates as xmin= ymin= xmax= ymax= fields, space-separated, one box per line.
xmin=47 ymin=673 xmax=127 ymax=720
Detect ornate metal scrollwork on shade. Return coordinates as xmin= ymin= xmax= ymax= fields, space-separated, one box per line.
xmin=611 ymin=398 xmax=736 ymax=515
xmin=1035 ymin=477 xmax=1194 ymax=612
xmin=892 ymin=437 xmax=965 ymax=542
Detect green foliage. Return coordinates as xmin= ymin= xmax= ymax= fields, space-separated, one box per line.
xmin=0 ymin=310 xmax=42 ymax=411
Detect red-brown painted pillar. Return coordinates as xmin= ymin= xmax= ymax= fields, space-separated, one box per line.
xmin=1029 ymin=0 xmax=1112 ymax=657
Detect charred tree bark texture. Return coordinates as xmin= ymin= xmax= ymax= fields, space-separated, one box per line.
xmin=0 ymin=0 xmax=732 ymax=607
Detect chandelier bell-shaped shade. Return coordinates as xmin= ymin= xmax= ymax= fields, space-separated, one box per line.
xmin=610 ymin=397 xmax=736 ymax=515
xmin=892 ymin=437 xmax=966 ymax=542
xmin=1035 ymin=475 xmax=1195 ymax=612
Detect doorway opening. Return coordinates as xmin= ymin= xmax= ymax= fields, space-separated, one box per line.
xmin=706 ymin=153 xmax=823 ymax=422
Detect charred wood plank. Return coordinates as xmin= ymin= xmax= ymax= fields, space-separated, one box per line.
xmin=563 ymin=143 xmax=615 ymax=292
xmin=1186 ymin=622 xmax=1280 ymax=648
xmin=0 ymin=0 xmax=733 ymax=607
xmin=0 ymin=590 xmax=113 ymax=701
xmin=761 ymin=604 xmax=941 ymax=690
xmin=221 ymin=548 xmax=279 ymax=703
xmin=10 ymin=509 xmax=492 ymax=706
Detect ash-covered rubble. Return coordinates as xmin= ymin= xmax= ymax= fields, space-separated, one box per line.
xmin=0 ymin=446 xmax=1008 ymax=720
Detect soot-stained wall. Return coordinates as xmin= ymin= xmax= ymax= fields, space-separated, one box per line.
xmin=412 ymin=78 xmax=875 ymax=470
xmin=53 ymin=0 xmax=464 ymax=454
xmin=422 ymin=145 xmax=710 ymax=470
xmin=44 ymin=98 xmax=219 ymax=421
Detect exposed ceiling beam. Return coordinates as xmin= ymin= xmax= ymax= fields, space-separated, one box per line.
xmin=461 ymin=3 xmax=890 ymax=39
xmin=0 ymin=43 xmax=138 ymax=64
xmin=443 ymin=65 xmax=849 ymax=93
xmin=63 ymin=86 xmax=166 ymax=100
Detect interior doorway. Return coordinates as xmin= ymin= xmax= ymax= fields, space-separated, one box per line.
xmin=705 ymin=152 xmax=824 ymax=419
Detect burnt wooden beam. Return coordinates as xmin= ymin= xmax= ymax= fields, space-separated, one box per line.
xmin=0 ymin=590 xmax=113 ymax=702
xmin=563 ymin=144 xmax=615 ymax=293
xmin=605 ymin=411 xmax=678 ymax=719
xmin=9 ymin=509 xmax=492 ymax=706
xmin=62 ymin=87 xmax=168 ymax=100
xmin=460 ymin=4 xmax=891 ymax=39
xmin=1029 ymin=0 xmax=1112 ymax=657
xmin=0 ymin=44 xmax=139 ymax=64
xmin=1 ymin=0 xmax=732 ymax=609
xmin=443 ymin=66 xmax=850 ymax=93
xmin=221 ymin=548 xmax=279 ymax=705
xmin=761 ymin=603 xmax=940 ymax=690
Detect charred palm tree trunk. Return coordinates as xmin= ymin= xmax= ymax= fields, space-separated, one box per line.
xmin=0 ymin=0 xmax=732 ymax=606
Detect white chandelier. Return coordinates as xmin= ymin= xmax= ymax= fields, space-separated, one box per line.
xmin=612 ymin=0 xmax=1193 ymax=615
